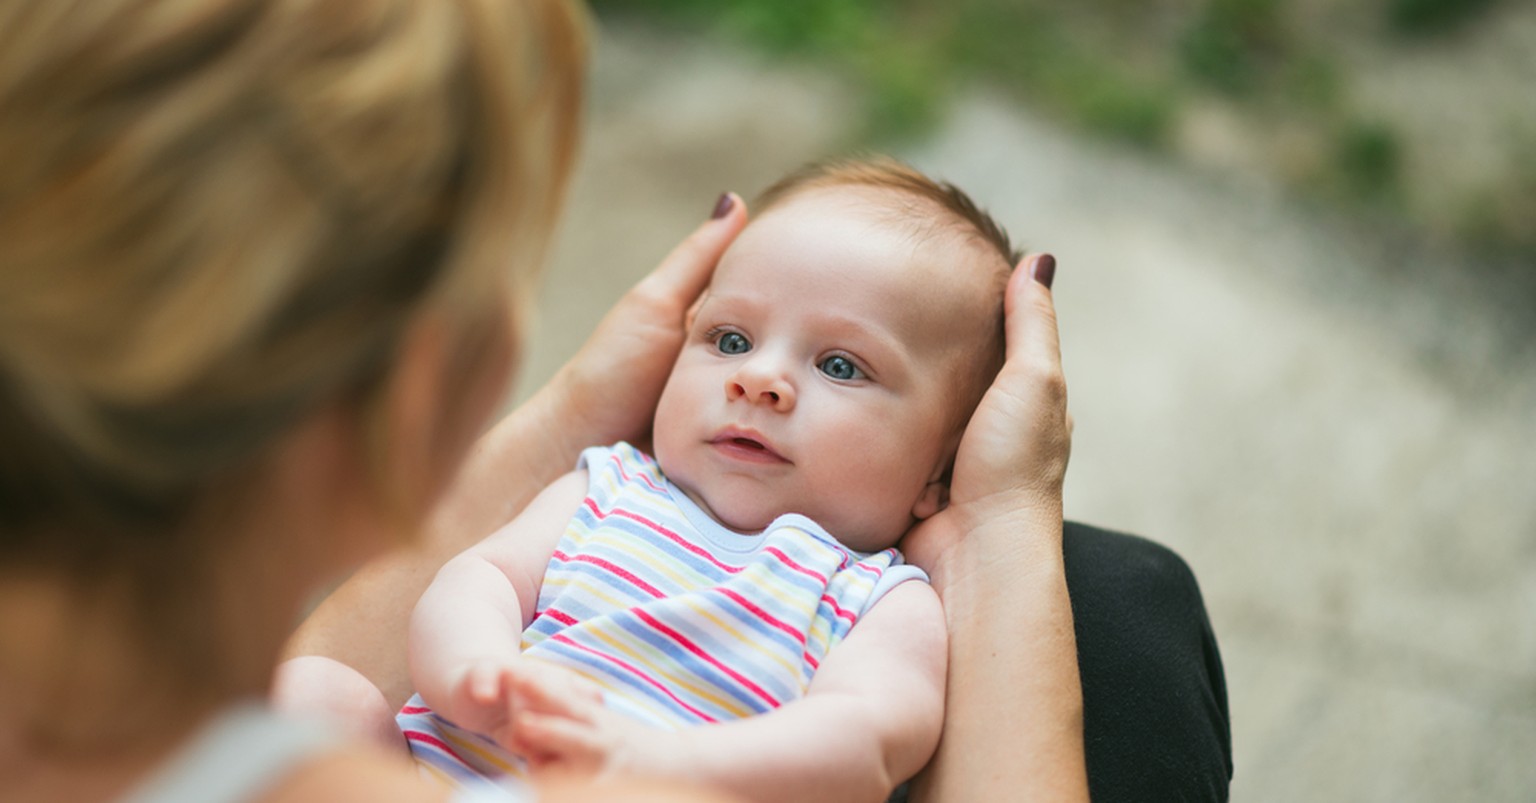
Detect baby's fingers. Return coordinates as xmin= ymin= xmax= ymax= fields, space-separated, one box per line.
xmin=516 ymin=711 xmax=606 ymax=772
xmin=510 ymin=664 xmax=603 ymax=721
xmin=462 ymin=661 xmax=510 ymax=706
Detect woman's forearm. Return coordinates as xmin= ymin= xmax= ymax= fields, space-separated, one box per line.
xmin=423 ymin=382 xmax=586 ymax=554
xmin=281 ymin=386 xmax=582 ymax=707
xmin=911 ymin=509 xmax=1087 ymax=802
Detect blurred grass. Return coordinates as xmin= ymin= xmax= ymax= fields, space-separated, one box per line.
xmin=590 ymin=0 xmax=1529 ymax=261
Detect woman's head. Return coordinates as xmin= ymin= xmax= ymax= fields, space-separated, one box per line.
xmin=0 ymin=0 xmax=584 ymax=677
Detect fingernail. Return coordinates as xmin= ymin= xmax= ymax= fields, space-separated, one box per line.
xmin=1031 ymin=253 xmax=1056 ymax=289
xmin=711 ymin=192 xmax=735 ymax=220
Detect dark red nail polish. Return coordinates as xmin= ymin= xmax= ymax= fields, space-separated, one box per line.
xmin=1031 ymin=253 xmax=1056 ymax=289
xmin=711 ymin=192 xmax=734 ymax=220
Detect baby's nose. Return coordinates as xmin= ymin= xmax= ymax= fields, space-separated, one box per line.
xmin=725 ymin=361 xmax=795 ymax=411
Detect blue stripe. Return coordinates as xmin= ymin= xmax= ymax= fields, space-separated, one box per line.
xmin=606 ymin=609 xmax=771 ymax=714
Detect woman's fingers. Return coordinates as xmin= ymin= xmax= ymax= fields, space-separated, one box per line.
xmin=901 ymin=253 xmax=1071 ymax=579
xmin=631 ymin=192 xmax=747 ymax=312
xmin=1004 ymin=254 xmax=1064 ymax=385
xmin=948 ymin=253 xmax=1070 ymax=503
xmin=550 ymin=193 xmax=748 ymax=453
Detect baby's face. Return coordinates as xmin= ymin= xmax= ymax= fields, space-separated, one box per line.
xmin=653 ymin=186 xmax=1004 ymax=552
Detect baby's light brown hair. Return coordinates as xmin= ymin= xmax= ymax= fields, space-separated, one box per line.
xmin=754 ymin=155 xmax=1019 ymax=437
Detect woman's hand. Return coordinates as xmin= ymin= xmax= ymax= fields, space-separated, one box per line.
xmin=902 ymin=253 xmax=1087 ymax=802
xmin=427 ymin=193 xmax=747 ymax=546
xmin=537 ymin=193 xmax=748 ymax=458
xmin=901 ymin=253 xmax=1072 ymax=591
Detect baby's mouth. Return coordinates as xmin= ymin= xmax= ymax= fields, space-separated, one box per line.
xmin=710 ymin=430 xmax=788 ymax=463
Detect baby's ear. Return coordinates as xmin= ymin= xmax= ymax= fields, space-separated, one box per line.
xmin=911 ymin=481 xmax=949 ymax=521
xmin=912 ymin=430 xmax=964 ymax=521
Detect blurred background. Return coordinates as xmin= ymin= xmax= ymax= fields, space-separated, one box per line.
xmin=516 ymin=2 xmax=1536 ymax=799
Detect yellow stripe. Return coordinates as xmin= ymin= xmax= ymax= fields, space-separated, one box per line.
xmin=677 ymin=594 xmax=804 ymax=685
xmin=435 ymin=722 xmax=521 ymax=776
xmin=734 ymin=561 xmax=845 ymax=615
xmin=573 ymin=616 xmax=755 ymax=720
xmin=524 ymin=574 xmax=746 ymax=720
xmin=415 ymin=759 xmax=459 ymax=789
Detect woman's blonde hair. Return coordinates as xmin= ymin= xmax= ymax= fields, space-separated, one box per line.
xmin=0 ymin=0 xmax=584 ymax=612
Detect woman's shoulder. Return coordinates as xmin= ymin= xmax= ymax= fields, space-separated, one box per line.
xmin=122 ymin=704 xmax=478 ymax=803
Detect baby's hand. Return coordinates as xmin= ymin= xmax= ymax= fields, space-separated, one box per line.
xmin=504 ymin=665 xmax=666 ymax=778
xmin=448 ymin=659 xmax=611 ymax=760
xmin=442 ymin=658 xmax=527 ymax=747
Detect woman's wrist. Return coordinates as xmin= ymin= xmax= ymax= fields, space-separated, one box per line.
xmin=913 ymin=490 xmax=1064 ymax=596
xmin=518 ymin=367 xmax=593 ymax=469
xmin=491 ymin=366 xmax=592 ymax=488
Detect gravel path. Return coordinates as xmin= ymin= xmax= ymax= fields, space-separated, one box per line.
xmin=521 ymin=23 xmax=1536 ymax=801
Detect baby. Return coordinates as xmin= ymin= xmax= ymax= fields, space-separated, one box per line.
xmin=362 ymin=157 xmax=1016 ymax=800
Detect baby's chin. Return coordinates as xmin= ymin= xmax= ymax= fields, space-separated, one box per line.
xmin=673 ymin=479 xmax=909 ymax=551
xmin=672 ymin=483 xmax=774 ymax=536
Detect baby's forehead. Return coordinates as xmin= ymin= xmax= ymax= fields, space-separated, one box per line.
xmin=766 ymin=184 xmax=970 ymax=237
xmin=746 ymin=184 xmax=1004 ymax=267
xmin=710 ymin=184 xmax=1007 ymax=354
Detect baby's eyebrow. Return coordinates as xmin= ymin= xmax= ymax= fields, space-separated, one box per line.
xmin=695 ymin=293 xmax=764 ymax=320
xmin=808 ymin=314 xmax=908 ymax=372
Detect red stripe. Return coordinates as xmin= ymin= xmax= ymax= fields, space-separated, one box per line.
xmin=404 ymin=730 xmax=470 ymax=765
xmin=539 ymin=607 xmax=578 ymax=626
xmin=821 ymin=593 xmax=858 ymax=624
xmin=399 ymin=705 xmax=431 ymax=714
xmin=609 ymin=452 xmax=666 ymax=494
xmin=763 ymin=545 xmax=828 ymax=584
xmin=582 ymin=497 xmax=742 ymax=576
xmin=716 ymin=587 xmax=807 ymax=646
xmin=851 ymin=559 xmax=887 ymax=579
xmin=803 ymin=651 xmax=820 ymax=670
xmin=550 ymin=633 xmax=717 ymax=722
xmin=552 ymin=550 xmax=665 ymax=599
xmin=632 ymin=608 xmax=781 ymax=708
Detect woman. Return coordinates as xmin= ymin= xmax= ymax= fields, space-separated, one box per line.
xmin=0 ymin=0 xmax=1227 ymax=801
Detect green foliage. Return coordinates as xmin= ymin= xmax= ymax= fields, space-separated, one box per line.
xmin=946 ymin=3 xmax=1176 ymax=147
xmin=1388 ymin=0 xmax=1502 ymax=36
xmin=851 ymin=34 xmax=951 ymax=142
xmin=592 ymin=0 xmax=1178 ymax=146
xmin=1280 ymin=54 xmax=1342 ymax=112
xmin=1041 ymin=56 xmax=1176 ymax=147
xmin=1179 ymin=0 xmax=1288 ymax=94
xmin=718 ymin=0 xmax=882 ymax=55
xmin=1333 ymin=121 xmax=1401 ymax=200
xmin=597 ymin=0 xmax=1528 ymax=262
xmin=1456 ymin=130 xmax=1536 ymax=256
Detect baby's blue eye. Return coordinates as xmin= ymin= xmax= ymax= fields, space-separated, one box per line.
xmin=716 ymin=332 xmax=751 ymax=355
xmin=819 ymin=355 xmax=863 ymax=380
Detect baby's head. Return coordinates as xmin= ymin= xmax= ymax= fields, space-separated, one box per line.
xmin=654 ymin=156 xmax=1018 ymax=552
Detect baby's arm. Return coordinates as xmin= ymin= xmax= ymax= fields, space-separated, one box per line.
xmin=407 ymin=469 xmax=588 ymax=742
xmin=516 ymin=580 xmax=948 ymax=803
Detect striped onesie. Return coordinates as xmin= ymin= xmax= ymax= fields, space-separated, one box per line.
xmin=398 ymin=441 xmax=926 ymax=785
